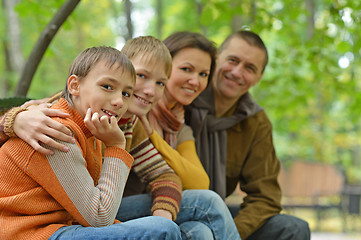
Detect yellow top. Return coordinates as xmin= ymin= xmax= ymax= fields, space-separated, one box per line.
xmin=150 ymin=130 xmax=210 ymax=190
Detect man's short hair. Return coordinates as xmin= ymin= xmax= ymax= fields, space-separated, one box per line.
xmin=219 ymin=30 xmax=268 ymax=73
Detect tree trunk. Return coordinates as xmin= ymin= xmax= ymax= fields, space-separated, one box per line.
xmin=156 ymin=0 xmax=163 ymax=39
xmin=124 ymin=0 xmax=133 ymax=41
xmin=231 ymin=0 xmax=243 ymax=32
xmin=249 ymin=1 xmax=257 ymax=25
xmin=195 ymin=0 xmax=207 ymax=35
xmin=305 ymin=0 xmax=315 ymax=40
xmin=3 ymin=0 xmax=24 ymax=74
xmin=1 ymin=41 xmax=11 ymax=98
xmin=14 ymin=0 xmax=81 ymax=97
xmin=2 ymin=0 xmax=23 ymax=97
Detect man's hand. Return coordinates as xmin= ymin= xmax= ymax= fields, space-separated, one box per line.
xmin=153 ymin=209 xmax=173 ymax=221
xmin=14 ymin=104 xmax=74 ymax=155
xmin=84 ymin=108 xmax=126 ymax=149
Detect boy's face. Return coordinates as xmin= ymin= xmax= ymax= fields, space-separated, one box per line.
xmin=69 ymin=60 xmax=134 ymax=121
xmin=123 ymin=56 xmax=168 ymax=118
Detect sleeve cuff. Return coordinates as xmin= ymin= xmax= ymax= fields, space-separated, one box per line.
xmin=151 ymin=197 xmax=180 ymax=221
xmin=4 ymin=107 xmax=28 ymax=137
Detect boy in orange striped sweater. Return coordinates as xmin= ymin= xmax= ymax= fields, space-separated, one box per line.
xmin=0 ymin=46 xmax=181 ymax=239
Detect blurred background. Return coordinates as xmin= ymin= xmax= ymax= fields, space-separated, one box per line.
xmin=1 ymin=0 xmax=360 ymax=238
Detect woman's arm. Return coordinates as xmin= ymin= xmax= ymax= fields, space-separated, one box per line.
xmin=150 ymin=131 xmax=210 ymax=190
xmin=139 ymin=115 xmax=209 ymax=189
xmin=13 ymin=105 xmax=74 ymax=155
xmin=1 ymin=95 xmax=74 ymax=155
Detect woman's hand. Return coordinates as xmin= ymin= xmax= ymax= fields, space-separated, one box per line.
xmin=84 ymin=108 xmax=126 ymax=149
xmin=14 ymin=104 xmax=74 ymax=155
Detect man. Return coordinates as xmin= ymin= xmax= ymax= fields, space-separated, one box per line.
xmin=186 ymin=30 xmax=310 ymax=239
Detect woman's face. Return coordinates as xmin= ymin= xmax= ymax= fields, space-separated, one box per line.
xmin=165 ymin=48 xmax=211 ymax=106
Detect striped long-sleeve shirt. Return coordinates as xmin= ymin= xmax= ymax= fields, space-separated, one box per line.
xmin=120 ymin=115 xmax=182 ymax=220
xmin=0 ymin=98 xmax=134 ymax=240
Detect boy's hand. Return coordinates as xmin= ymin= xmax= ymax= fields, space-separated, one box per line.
xmin=138 ymin=115 xmax=153 ymax=136
xmin=84 ymin=108 xmax=126 ymax=149
xmin=14 ymin=104 xmax=74 ymax=155
xmin=153 ymin=209 xmax=172 ymax=221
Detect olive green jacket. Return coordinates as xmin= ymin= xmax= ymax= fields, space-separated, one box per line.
xmin=226 ymin=109 xmax=282 ymax=239
xmin=187 ymin=86 xmax=282 ymax=239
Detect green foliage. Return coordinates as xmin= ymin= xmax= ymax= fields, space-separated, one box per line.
xmin=146 ymin=0 xmax=361 ymax=182
xmin=1 ymin=0 xmax=361 ymax=182
xmin=5 ymin=0 xmax=118 ymax=100
xmin=0 ymin=96 xmax=31 ymax=114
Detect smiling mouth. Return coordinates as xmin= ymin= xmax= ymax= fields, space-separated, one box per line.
xmin=134 ymin=95 xmax=152 ymax=105
xmin=224 ymin=75 xmax=244 ymax=86
xmin=183 ymin=88 xmax=196 ymax=94
xmin=102 ymin=109 xmax=118 ymax=118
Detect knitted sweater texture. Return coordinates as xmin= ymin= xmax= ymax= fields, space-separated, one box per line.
xmin=121 ymin=115 xmax=182 ymax=220
xmin=0 ymin=98 xmax=134 ymax=240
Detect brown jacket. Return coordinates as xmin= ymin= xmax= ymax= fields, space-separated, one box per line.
xmin=226 ymin=110 xmax=282 ymax=239
xmin=186 ymin=86 xmax=282 ymax=239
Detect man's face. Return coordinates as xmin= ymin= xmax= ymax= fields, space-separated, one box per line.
xmin=213 ymin=37 xmax=265 ymax=102
xmin=123 ymin=56 xmax=168 ymax=118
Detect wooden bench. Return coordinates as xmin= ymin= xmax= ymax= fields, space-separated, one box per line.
xmin=225 ymin=161 xmax=361 ymax=231
xmin=279 ymin=161 xmax=361 ymax=231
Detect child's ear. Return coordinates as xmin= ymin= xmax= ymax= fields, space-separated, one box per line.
xmin=67 ymin=75 xmax=80 ymax=96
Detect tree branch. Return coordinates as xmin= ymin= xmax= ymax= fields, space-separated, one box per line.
xmin=14 ymin=0 xmax=81 ymax=97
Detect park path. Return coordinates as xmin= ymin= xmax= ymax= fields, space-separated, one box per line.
xmin=312 ymin=232 xmax=361 ymax=240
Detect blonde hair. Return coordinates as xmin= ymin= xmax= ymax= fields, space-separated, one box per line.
xmin=121 ymin=36 xmax=172 ymax=78
xmin=61 ymin=46 xmax=135 ymax=105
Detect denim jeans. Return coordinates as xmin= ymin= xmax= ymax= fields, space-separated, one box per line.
xmin=228 ymin=205 xmax=310 ymax=240
xmin=246 ymin=214 xmax=310 ymax=240
xmin=117 ymin=189 xmax=241 ymax=240
xmin=49 ymin=216 xmax=181 ymax=240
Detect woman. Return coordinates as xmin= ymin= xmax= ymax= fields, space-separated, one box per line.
xmin=141 ymin=31 xmax=216 ymax=190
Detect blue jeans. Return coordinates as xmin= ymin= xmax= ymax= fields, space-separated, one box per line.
xmin=246 ymin=214 xmax=310 ymax=240
xmin=228 ymin=205 xmax=310 ymax=240
xmin=49 ymin=216 xmax=181 ymax=240
xmin=117 ymin=190 xmax=241 ymax=240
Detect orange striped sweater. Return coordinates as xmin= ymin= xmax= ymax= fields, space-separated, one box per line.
xmin=0 ymin=98 xmax=134 ymax=240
